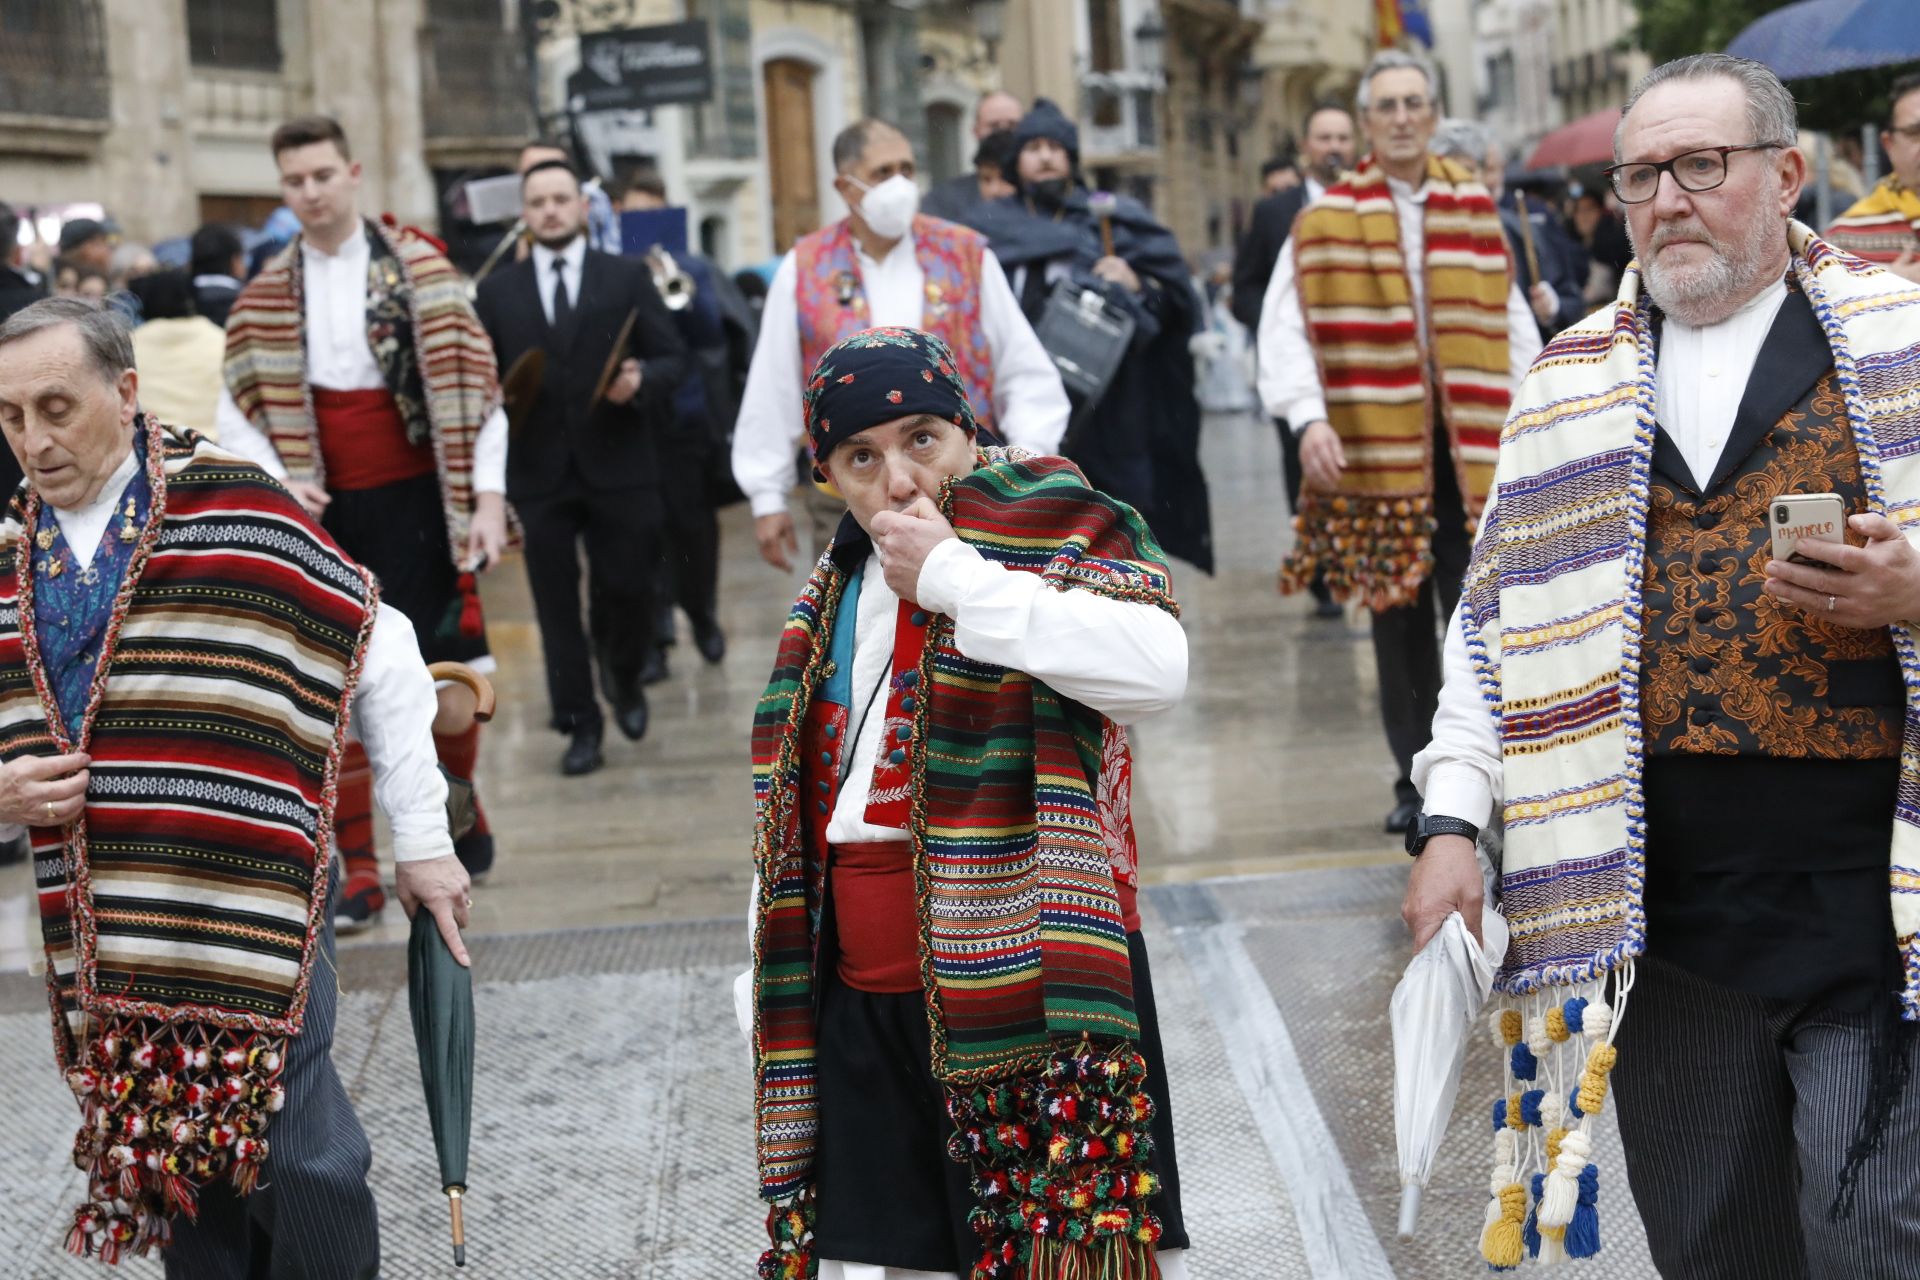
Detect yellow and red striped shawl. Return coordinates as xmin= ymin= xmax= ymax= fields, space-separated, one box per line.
xmin=222 ymin=218 xmax=498 ymax=569
xmin=1282 ymin=154 xmax=1513 ymax=609
xmin=1826 ymin=177 xmax=1920 ymax=266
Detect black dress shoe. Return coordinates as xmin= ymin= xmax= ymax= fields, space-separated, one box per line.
xmin=613 ymin=687 xmax=650 ymax=742
xmin=692 ymin=617 xmax=727 ymax=664
xmin=640 ymin=645 xmax=670 ymax=686
xmin=1385 ymin=799 xmax=1420 ymax=834
xmin=562 ymin=726 xmax=605 ymax=776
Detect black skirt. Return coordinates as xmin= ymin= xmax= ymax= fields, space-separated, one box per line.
xmin=321 ymin=472 xmax=489 ymax=665
xmin=810 ymin=932 xmax=1189 ymax=1272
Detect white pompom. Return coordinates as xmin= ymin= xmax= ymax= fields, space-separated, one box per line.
xmin=1489 ymin=1008 xmax=1512 ymax=1049
xmin=1494 ymin=1127 xmax=1517 ymax=1167
xmin=1527 ymin=1013 xmax=1551 ymax=1057
xmin=1536 ymin=1129 xmax=1593 ymax=1229
xmin=1540 ymin=1092 xmax=1565 ymax=1131
xmin=1582 ymin=999 xmax=1612 ymax=1039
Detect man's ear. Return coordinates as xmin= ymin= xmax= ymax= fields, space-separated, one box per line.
xmin=117 ymin=368 xmax=139 ymax=426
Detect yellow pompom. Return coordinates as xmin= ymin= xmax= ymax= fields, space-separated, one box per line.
xmin=1546 ymin=1127 xmax=1567 ymax=1165
xmin=1577 ymin=1072 xmax=1609 ymax=1116
xmin=1499 ymin=1009 xmax=1522 ymax=1046
xmin=1480 ymin=1183 xmax=1529 ymax=1268
xmin=1545 ymin=1008 xmax=1570 ymax=1042
xmin=1506 ymin=1092 xmax=1527 ymax=1130
xmin=1586 ymin=1042 xmax=1618 ymax=1076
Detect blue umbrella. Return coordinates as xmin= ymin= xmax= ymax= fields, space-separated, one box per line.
xmin=1728 ymin=0 xmax=1920 ymax=79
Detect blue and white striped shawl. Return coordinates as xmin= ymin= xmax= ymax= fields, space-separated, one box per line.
xmin=1462 ymin=223 xmax=1920 ymax=1014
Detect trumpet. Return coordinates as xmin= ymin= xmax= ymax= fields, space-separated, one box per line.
xmin=648 ymin=244 xmax=694 ymax=312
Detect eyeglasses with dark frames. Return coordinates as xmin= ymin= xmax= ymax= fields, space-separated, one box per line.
xmin=1603 ymin=143 xmax=1789 ymax=204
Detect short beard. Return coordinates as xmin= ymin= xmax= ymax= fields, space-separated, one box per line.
xmin=1025 ymin=176 xmax=1071 ymax=208
xmin=1631 ymin=196 xmax=1785 ymax=326
xmin=533 ymin=227 xmax=581 ymax=251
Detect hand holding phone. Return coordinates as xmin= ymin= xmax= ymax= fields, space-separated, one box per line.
xmin=1769 ymin=494 xmax=1846 ymax=566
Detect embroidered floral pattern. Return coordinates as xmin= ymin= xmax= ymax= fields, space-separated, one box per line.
xmin=1640 ymin=372 xmax=1903 ymax=758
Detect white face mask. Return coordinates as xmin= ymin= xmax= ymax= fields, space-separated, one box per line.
xmin=851 ymin=173 xmax=919 ymax=241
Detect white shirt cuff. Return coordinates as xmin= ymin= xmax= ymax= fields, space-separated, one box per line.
xmin=748 ymin=489 xmax=790 ymax=519
xmin=1288 ymin=399 xmax=1330 ymax=434
xmin=1417 ymin=762 xmax=1496 ymax=829
xmin=915 ymin=538 xmax=988 ymax=615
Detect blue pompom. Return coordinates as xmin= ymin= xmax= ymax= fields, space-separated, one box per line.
xmin=1519 ymin=1089 xmax=1545 ymax=1127
xmin=1563 ymin=996 xmax=1588 ymax=1034
xmin=1492 ymin=1098 xmax=1508 ymax=1132
xmin=1566 ymin=1164 xmax=1601 ymax=1258
xmin=1568 ymin=1085 xmax=1585 ymax=1119
xmin=1511 ymin=1042 xmax=1538 ymax=1081
xmin=1524 ymin=1173 xmax=1545 ymax=1258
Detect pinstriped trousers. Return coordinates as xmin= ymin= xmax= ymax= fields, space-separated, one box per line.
xmin=163 ymin=871 xmax=380 ymax=1280
xmin=1612 ymin=956 xmax=1920 ymax=1280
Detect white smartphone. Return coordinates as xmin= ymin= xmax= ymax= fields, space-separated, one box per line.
xmin=1770 ymin=493 xmax=1846 ymax=566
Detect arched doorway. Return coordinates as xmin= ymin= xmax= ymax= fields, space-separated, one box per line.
xmin=762 ymin=58 xmax=820 ymax=252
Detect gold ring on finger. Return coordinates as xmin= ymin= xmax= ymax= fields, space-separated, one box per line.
xmin=45 ymin=801 xmax=55 ymax=822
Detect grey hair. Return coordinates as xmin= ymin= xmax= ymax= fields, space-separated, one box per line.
xmin=1356 ymin=48 xmax=1440 ymax=111
xmin=831 ymin=118 xmax=906 ymax=174
xmin=1432 ymin=117 xmax=1495 ymax=164
xmin=0 ymin=297 xmax=134 ymax=387
xmin=1614 ymin=53 xmax=1798 ymax=160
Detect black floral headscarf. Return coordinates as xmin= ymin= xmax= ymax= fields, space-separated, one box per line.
xmin=802 ymin=326 xmax=979 ymax=481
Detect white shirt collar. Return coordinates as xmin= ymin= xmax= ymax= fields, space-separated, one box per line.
xmin=302 ymin=220 xmax=367 ymax=265
xmin=1304 ymin=175 xmax=1326 ymax=203
xmin=856 ymin=235 xmax=913 ymax=271
xmin=51 ymin=443 xmax=140 ymax=523
xmin=533 ymin=235 xmax=588 ymax=277
xmin=1386 ymin=175 xmax=1429 ymax=204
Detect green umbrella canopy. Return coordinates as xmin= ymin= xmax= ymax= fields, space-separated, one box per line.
xmin=409 ymin=907 xmax=475 ymax=1266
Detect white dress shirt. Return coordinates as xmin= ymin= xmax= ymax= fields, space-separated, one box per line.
xmin=531 ymin=235 xmax=589 ymax=327
xmin=213 ymin=222 xmax=506 ymax=494
xmin=1256 ymin=175 xmax=1544 ymax=431
xmin=47 ymin=445 xmax=454 ymax=861
xmin=824 ymin=538 xmax=1188 ymax=844
xmin=1412 ymin=278 xmax=1793 ymax=829
xmin=731 ymin=235 xmax=1071 ymax=519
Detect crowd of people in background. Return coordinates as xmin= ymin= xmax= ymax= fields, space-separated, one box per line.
xmin=1 ymin=66 xmax=1917 ymax=834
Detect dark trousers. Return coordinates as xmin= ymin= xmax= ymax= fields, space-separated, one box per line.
xmin=654 ymin=417 xmax=720 ymax=639
xmin=1371 ymin=425 xmax=1471 ymax=804
xmin=1613 ymin=955 xmax=1920 ymax=1279
xmin=321 ymin=473 xmax=487 ymax=665
xmin=165 ymin=870 xmax=379 ymax=1280
xmin=515 ymin=475 xmax=662 ymax=733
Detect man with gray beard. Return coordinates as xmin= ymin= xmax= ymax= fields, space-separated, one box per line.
xmin=1405 ymin=54 xmax=1920 ymax=1275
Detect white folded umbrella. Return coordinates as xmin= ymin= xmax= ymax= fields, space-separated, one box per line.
xmin=1391 ymin=903 xmax=1510 ymax=1238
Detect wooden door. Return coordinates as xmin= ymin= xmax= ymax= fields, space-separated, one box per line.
xmin=763 ymin=58 xmax=819 ymax=253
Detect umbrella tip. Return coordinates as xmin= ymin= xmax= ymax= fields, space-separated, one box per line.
xmin=454 ymin=1244 xmax=466 ymax=1267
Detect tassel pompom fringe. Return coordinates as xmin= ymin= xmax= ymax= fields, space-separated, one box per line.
xmin=63 ymin=1017 xmax=287 ymax=1265
xmin=1477 ymin=967 xmax=1631 ymax=1269
xmin=758 ymin=1187 xmax=817 ymax=1280
xmin=946 ymin=1037 xmax=1163 ymax=1280
xmin=1278 ymin=494 xmax=1439 ymax=611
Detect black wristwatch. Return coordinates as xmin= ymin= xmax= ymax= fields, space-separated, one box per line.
xmin=1405 ymin=812 xmax=1479 ymax=857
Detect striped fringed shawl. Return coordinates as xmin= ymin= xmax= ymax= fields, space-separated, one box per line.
xmin=1457 ymin=226 xmax=1920 ymax=1271
xmin=1827 ymin=178 xmax=1920 ymax=266
xmin=1462 ymin=224 xmax=1920 ymax=1002
xmin=1282 ymin=155 xmax=1513 ymax=609
xmin=223 ymin=217 xmax=498 ymax=569
xmin=12 ymin=418 xmax=375 ymax=1261
xmin=750 ymin=451 xmax=1180 ymax=1279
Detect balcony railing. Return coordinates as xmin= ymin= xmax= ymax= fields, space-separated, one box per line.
xmin=1079 ymin=72 xmax=1160 ymax=160
xmin=0 ymin=0 xmax=109 ymax=124
xmin=420 ymin=21 xmax=536 ymax=145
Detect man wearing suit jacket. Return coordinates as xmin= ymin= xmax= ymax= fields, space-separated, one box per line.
xmin=474 ymin=159 xmax=688 ymax=776
xmin=1230 ymin=101 xmax=1352 ymax=615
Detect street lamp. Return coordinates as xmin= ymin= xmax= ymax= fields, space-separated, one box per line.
xmin=1133 ymin=9 xmax=1166 ymax=80
xmin=972 ymin=0 xmax=1007 ymax=55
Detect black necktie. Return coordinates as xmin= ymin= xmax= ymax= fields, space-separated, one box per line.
xmin=551 ymin=260 xmax=573 ymax=334
xmin=1019 ymin=261 xmax=1051 ymax=321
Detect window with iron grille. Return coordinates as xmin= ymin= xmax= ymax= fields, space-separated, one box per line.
xmin=0 ymin=0 xmax=109 ymax=121
xmin=188 ymin=0 xmax=282 ymax=72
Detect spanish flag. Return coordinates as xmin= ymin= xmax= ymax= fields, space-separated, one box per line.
xmin=1376 ymin=0 xmax=1433 ymax=47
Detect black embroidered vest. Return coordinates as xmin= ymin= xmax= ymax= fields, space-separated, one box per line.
xmin=1639 ymin=294 xmax=1903 ymax=760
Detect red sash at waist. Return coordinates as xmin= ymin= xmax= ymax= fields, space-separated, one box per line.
xmin=828 ymin=840 xmax=1141 ymax=995
xmin=313 ymin=387 xmax=435 ymax=491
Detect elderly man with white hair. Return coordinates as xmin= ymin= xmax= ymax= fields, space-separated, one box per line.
xmin=1408 ymin=53 xmax=1920 ymax=1275
xmin=0 ymin=296 xmax=468 ymax=1278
